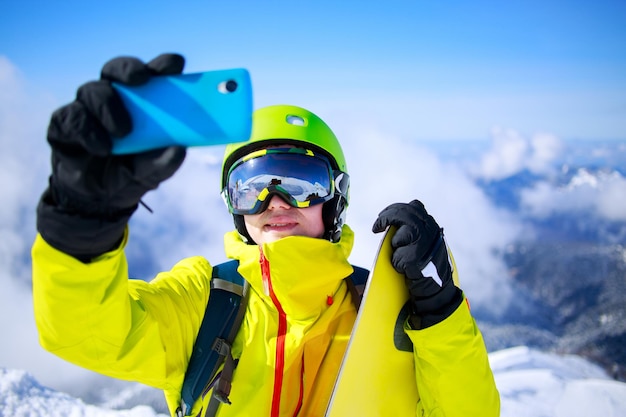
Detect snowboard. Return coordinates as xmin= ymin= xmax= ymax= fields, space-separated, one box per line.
xmin=325 ymin=226 xmax=459 ymax=416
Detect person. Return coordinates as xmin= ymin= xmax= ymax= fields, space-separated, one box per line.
xmin=31 ymin=53 xmax=500 ymax=417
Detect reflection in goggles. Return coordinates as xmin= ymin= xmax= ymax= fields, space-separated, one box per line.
xmin=224 ymin=149 xmax=336 ymax=215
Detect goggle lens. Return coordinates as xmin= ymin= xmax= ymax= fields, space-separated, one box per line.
xmin=224 ymin=148 xmax=335 ymax=214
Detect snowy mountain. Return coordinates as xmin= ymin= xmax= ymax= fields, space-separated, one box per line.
xmin=3 ymin=347 xmax=626 ymax=417
xmin=467 ymin=141 xmax=626 ymax=381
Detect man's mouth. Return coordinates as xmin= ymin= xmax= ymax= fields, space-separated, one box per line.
xmin=264 ymin=221 xmax=297 ymax=231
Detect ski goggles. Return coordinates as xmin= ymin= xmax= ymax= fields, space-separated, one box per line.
xmin=222 ymin=148 xmax=345 ymax=215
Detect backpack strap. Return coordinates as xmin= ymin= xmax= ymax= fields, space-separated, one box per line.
xmin=345 ymin=265 xmax=369 ymax=310
xmin=178 ymin=260 xmax=249 ymax=417
xmin=205 ymin=263 xmax=251 ymax=416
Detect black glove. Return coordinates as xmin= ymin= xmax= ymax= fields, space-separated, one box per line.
xmin=37 ymin=53 xmax=187 ymax=262
xmin=372 ymin=200 xmax=463 ymax=329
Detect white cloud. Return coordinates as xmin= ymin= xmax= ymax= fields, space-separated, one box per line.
xmin=469 ymin=125 xmax=625 ymax=224
xmin=528 ymin=133 xmax=563 ymax=174
xmin=521 ymin=169 xmax=626 ymax=221
xmin=473 ymin=127 xmax=563 ymax=180
xmin=597 ymin=173 xmax=626 ymax=221
xmin=477 ymin=128 xmax=529 ymax=180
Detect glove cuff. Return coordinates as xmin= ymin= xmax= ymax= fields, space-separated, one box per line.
xmin=408 ymin=286 xmax=464 ymax=329
xmin=36 ymin=188 xmax=134 ymax=262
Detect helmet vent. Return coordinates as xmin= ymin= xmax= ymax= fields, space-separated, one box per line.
xmin=286 ymin=114 xmax=306 ymax=126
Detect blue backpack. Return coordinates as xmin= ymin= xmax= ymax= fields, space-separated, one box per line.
xmin=176 ymin=260 xmax=369 ymax=417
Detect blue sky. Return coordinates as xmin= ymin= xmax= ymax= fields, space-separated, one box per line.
xmin=2 ymin=0 xmax=625 ymax=140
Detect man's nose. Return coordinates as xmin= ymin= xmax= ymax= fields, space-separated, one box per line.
xmin=267 ymin=195 xmax=291 ymax=210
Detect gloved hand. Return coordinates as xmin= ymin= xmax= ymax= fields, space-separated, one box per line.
xmin=372 ymin=200 xmax=463 ymax=329
xmin=37 ymin=53 xmax=187 ymax=262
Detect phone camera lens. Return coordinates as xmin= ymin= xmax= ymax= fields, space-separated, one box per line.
xmin=226 ymin=80 xmax=238 ymax=92
xmin=218 ymin=80 xmax=238 ymax=94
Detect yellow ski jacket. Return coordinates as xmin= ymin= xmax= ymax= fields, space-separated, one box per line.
xmin=32 ymin=225 xmax=500 ymax=417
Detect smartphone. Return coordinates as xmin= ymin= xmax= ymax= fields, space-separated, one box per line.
xmin=111 ymin=68 xmax=253 ymax=154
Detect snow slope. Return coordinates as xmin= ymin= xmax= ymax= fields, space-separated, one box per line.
xmin=0 ymin=368 xmax=167 ymax=417
xmin=2 ymin=346 xmax=625 ymax=417
xmin=492 ymin=346 xmax=626 ymax=417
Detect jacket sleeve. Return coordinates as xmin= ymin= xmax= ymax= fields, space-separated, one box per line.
xmin=406 ymin=297 xmax=500 ymax=417
xmin=31 ymin=231 xmax=212 ymax=393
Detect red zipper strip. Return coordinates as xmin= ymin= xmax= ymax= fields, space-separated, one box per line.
xmin=260 ymin=249 xmax=288 ymax=417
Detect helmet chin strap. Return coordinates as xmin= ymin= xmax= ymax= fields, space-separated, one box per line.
xmin=233 ymin=214 xmax=255 ymax=244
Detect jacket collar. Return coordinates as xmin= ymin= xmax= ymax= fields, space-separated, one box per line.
xmin=223 ymin=225 xmax=355 ymax=320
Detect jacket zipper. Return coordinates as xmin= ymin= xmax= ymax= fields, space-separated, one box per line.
xmin=260 ymin=249 xmax=289 ymax=417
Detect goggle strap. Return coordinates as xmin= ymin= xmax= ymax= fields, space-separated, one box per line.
xmin=334 ymin=171 xmax=350 ymax=197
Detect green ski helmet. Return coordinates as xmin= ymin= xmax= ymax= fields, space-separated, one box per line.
xmin=221 ymin=104 xmax=350 ymax=243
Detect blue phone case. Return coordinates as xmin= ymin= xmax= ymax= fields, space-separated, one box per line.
xmin=111 ymin=68 xmax=253 ymax=154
